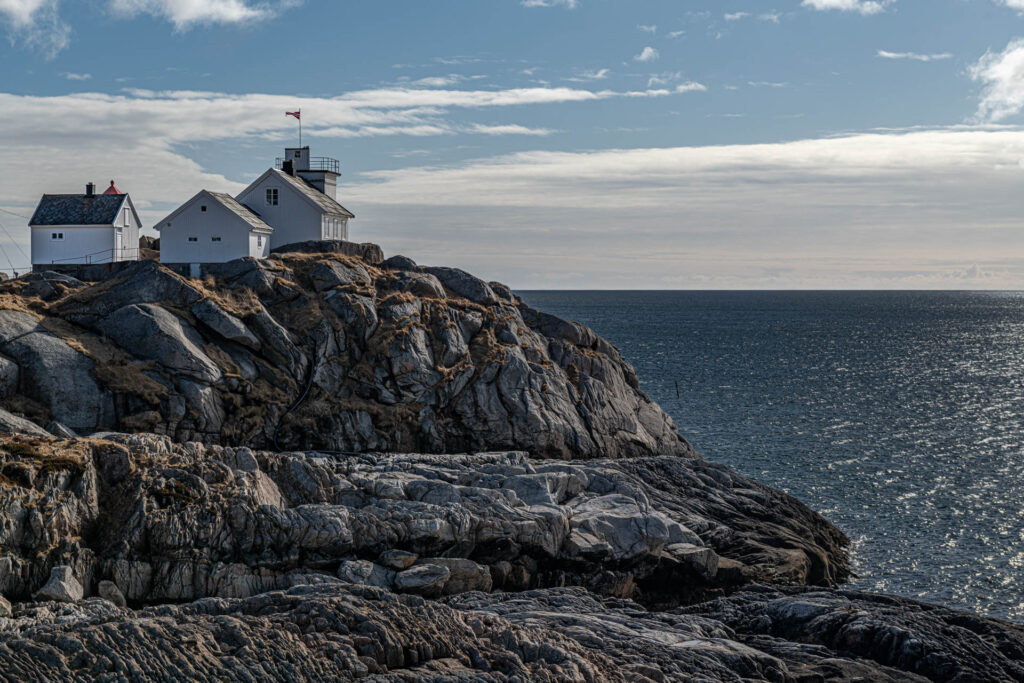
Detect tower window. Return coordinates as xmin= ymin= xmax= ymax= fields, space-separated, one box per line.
xmin=188 ymin=237 xmax=198 ymax=243
xmin=212 ymin=237 xmax=222 ymax=242
xmin=266 ymin=188 xmax=278 ymax=206
xmin=50 ymin=232 xmax=64 ymax=241
xmin=200 ymin=205 xmax=207 ymax=212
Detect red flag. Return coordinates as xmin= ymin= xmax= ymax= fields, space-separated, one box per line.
xmin=286 ymin=111 xmax=301 ymax=120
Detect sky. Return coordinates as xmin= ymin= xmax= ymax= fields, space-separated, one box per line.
xmin=2 ymin=1 xmax=1024 ymax=288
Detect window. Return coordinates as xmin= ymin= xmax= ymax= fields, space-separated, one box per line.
xmin=124 ymin=209 xmax=130 ymax=227
xmin=200 ymin=205 xmax=207 ymax=213
xmin=294 ymin=150 xmax=301 ymax=158
xmin=257 ymin=235 xmax=263 ymax=247
xmin=188 ymin=237 xmax=198 ymax=243
xmin=266 ymin=188 xmax=278 ymax=206
xmin=50 ymin=232 xmax=64 ymax=241
xmin=212 ymin=237 xmax=222 ymax=242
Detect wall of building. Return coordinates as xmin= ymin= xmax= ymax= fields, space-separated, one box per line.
xmin=248 ymin=231 xmax=271 ymax=259
xmin=237 ymin=176 xmax=324 ymax=250
xmin=115 ymin=203 xmax=142 ymax=262
xmin=159 ymin=198 xmax=254 ymax=264
xmin=31 ymin=226 xmax=115 ymax=266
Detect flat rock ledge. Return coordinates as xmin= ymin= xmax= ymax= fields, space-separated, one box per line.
xmin=0 ymin=433 xmax=847 ymax=608
xmin=0 ymin=246 xmax=691 ymax=460
xmin=1 ymin=584 xmax=1022 ymax=682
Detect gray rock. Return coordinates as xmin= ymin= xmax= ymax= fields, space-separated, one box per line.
xmin=0 ymin=594 xmax=10 ymax=617
xmin=418 ymin=558 xmax=492 ymax=595
xmin=378 ymin=550 xmax=417 ymax=570
xmin=382 ymin=254 xmax=418 ymax=270
xmin=46 ymin=421 xmax=78 ymax=439
xmin=33 ymin=566 xmax=83 ymax=603
xmin=190 ymin=298 xmax=260 ymax=350
xmin=390 ymin=272 xmax=446 ymax=299
xmin=0 ymin=407 xmax=50 ymax=437
xmin=0 ymin=310 xmax=112 ymax=431
xmin=309 ymin=260 xmax=371 ymax=292
xmin=98 ymin=580 xmax=126 ymax=607
xmin=393 ymin=564 xmax=450 ymax=597
xmin=336 ymin=560 xmax=395 ymax=589
xmin=424 ymin=266 xmax=498 ymax=305
xmin=98 ymin=304 xmax=222 ymax=383
xmin=0 ymin=354 xmax=19 ymax=398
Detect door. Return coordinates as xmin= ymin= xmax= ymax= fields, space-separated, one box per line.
xmin=115 ymin=229 xmax=124 ymax=261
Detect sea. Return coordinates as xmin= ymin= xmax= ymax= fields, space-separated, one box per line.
xmin=519 ymin=290 xmax=1024 ymax=623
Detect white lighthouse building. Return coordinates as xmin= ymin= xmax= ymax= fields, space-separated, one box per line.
xmin=158 ymin=146 xmax=355 ymax=265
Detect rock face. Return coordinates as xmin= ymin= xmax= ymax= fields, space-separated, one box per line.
xmin=1 ymin=583 xmax=1021 ymax=682
xmin=0 ymin=246 xmax=690 ymax=460
xmin=0 ymin=433 xmax=846 ymax=606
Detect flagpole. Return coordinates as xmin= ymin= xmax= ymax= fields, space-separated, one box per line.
xmin=299 ymin=113 xmax=302 ymax=148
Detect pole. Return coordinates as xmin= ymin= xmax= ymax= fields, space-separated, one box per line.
xmin=299 ymin=115 xmax=302 ymax=148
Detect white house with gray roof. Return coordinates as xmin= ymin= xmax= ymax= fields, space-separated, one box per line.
xmin=157 ymin=190 xmax=273 ymax=265
xmin=29 ymin=181 xmax=141 ymax=269
xmin=235 ymin=147 xmax=355 ymax=249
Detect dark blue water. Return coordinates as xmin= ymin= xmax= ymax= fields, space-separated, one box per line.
xmin=520 ymin=291 xmax=1024 ymax=623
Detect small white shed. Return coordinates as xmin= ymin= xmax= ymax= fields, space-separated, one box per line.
xmin=29 ymin=181 xmax=142 ymax=268
xmin=157 ymin=190 xmax=273 ymax=265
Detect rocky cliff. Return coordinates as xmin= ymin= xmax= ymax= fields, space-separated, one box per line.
xmin=0 ymin=243 xmax=689 ymax=460
xmin=0 ymin=245 xmax=1021 ymax=682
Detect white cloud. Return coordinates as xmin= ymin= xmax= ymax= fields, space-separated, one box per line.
xmin=0 ymin=0 xmax=68 ymax=58
xmin=638 ymin=24 xmax=657 ymax=34
xmin=667 ymin=30 xmax=685 ymax=39
xmin=634 ymin=46 xmax=659 ymax=62
xmin=521 ymin=0 xmax=578 ymax=7
xmin=802 ymin=0 xmax=887 ymax=15
xmin=107 ymin=0 xmax=295 ymax=29
xmin=60 ymin=72 xmax=91 ymax=80
xmin=566 ymin=68 xmax=610 ymax=82
xmin=338 ymin=127 xmax=1024 ymax=288
xmin=724 ymin=12 xmax=749 ymax=20
xmin=972 ymin=39 xmax=1024 ymax=122
xmin=998 ymin=1 xmax=1024 ymax=10
xmin=878 ymin=50 xmax=952 ymax=62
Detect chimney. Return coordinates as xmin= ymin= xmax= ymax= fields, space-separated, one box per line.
xmin=85 ymin=182 xmax=95 ymax=197
xmin=282 ymin=160 xmax=295 ymax=176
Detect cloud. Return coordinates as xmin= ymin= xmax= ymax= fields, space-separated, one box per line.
xmin=521 ymin=0 xmax=578 ymax=7
xmin=971 ymin=38 xmax=1024 ymax=122
xmin=0 ymin=0 xmax=68 ymax=58
xmin=107 ymin=0 xmax=297 ymax=29
xmin=999 ymin=0 xmax=1024 ymax=10
xmin=638 ymin=24 xmax=656 ymax=34
xmin=634 ymin=46 xmax=659 ymax=62
xmin=878 ymin=50 xmax=952 ymax=62
xmin=336 ymin=126 xmax=1024 ymax=288
xmin=566 ymin=68 xmax=610 ymax=82
xmin=60 ymin=71 xmax=91 ymax=80
xmin=724 ymin=12 xmax=750 ymax=20
xmin=802 ymin=0 xmax=887 ymax=15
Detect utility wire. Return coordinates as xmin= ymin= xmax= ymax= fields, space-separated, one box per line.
xmin=0 ymin=207 xmax=30 ymax=220
xmin=0 ymin=216 xmax=30 ymax=265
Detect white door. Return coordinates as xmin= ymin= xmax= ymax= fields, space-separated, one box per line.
xmin=115 ymin=229 xmax=123 ymax=261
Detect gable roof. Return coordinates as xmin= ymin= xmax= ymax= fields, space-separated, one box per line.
xmin=156 ymin=190 xmax=274 ymax=233
xmin=239 ymin=168 xmax=355 ymax=219
xmin=207 ymin=192 xmax=275 ymax=233
xmin=30 ymin=193 xmax=134 ymax=227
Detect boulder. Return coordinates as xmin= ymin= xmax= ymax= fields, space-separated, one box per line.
xmin=0 ymin=594 xmax=10 ymax=617
xmin=33 ymin=566 xmax=83 ymax=603
xmin=98 ymin=304 xmax=222 ymax=383
xmin=423 ymin=266 xmax=498 ymax=305
xmin=98 ymin=580 xmax=127 ymax=608
xmin=336 ymin=561 xmax=395 ymax=589
xmin=378 ymin=550 xmax=417 ymax=571
xmin=417 ymin=558 xmax=492 ymax=595
xmin=382 ymin=254 xmax=418 ymax=271
xmin=309 ymin=260 xmax=371 ymax=292
xmin=393 ymin=564 xmax=450 ymax=598
xmin=0 ymin=310 xmax=112 ymax=431
xmin=190 ymin=299 xmax=260 ymax=350
xmin=46 ymin=421 xmax=78 ymax=439
xmin=0 ymin=408 xmax=50 ymax=437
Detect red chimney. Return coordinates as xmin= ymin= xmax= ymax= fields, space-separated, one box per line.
xmin=103 ymin=180 xmax=123 ymax=195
